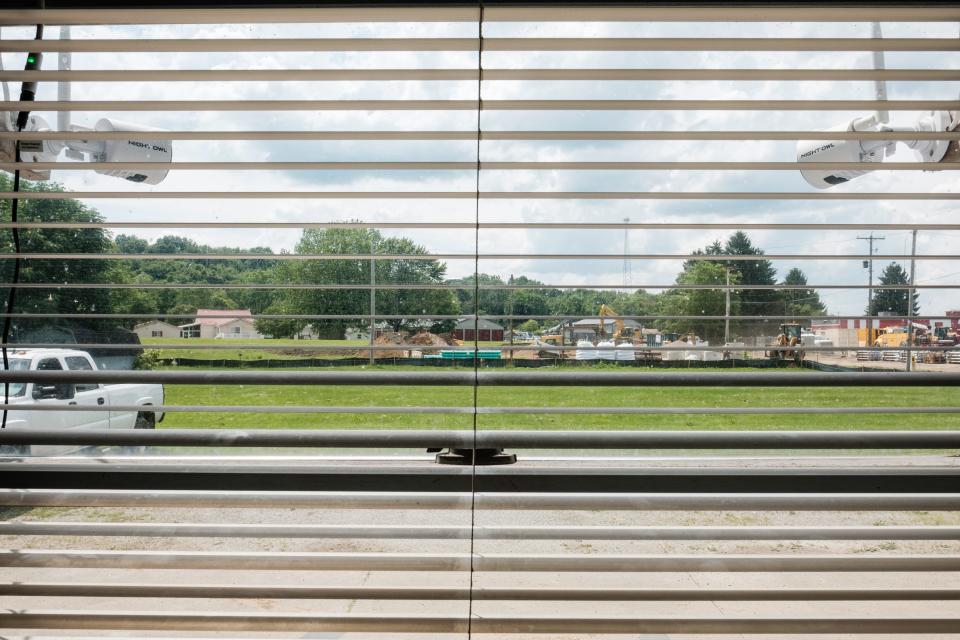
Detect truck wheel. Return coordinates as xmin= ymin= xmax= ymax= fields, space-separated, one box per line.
xmin=135 ymin=412 xmax=156 ymax=430
xmin=122 ymin=412 xmax=156 ymax=455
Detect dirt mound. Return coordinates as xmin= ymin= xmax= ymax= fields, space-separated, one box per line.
xmin=438 ymin=332 xmax=463 ymax=346
xmin=373 ymin=332 xmax=409 ymax=358
xmin=407 ymin=331 xmax=454 ymax=354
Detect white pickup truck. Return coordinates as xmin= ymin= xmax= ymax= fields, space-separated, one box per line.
xmin=2 ymin=348 xmax=164 ymax=455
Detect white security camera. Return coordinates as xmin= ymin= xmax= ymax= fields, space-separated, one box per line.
xmin=798 ymin=110 xmax=958 ymax=189
xmin=1 ymin=113 xmax=172 ymax=185
xmin=90 ymin=118 xmax=172 ymax=185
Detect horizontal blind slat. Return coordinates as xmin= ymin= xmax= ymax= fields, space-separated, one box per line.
xmin=4 ymin=191 xmax=955 ymax=200
xmin=3 ymin=37 xmax=958 ymax=53
xmin=2 ymin=6 xmax=958 ymax=25
xmin=3 ymin=69 xmax=960 ymax=82
xmin=0 ymin=252 xmax=956 ymax=261
xmin=6 ymin=99 xmax=959 ymax=110
xmin=6 ymin=131 xmax=960 ymax=141
xmin=5 ymin=222 xmax=960 ymax=231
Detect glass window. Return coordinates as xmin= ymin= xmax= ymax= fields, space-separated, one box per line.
xmin=65 ymin=356 xmax=99 ymax=393
xmin=2 ymin=358 xmax=31 ymax=398
xmin=36 ymin=358 xmax=62 ymax=371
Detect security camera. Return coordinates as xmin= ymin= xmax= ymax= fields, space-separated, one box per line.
xmin=1 ymin=113 xmax=172 ymax=185
xmin=798 ymin=110 xmax=958 ymax=189
xmin=89 ymin=118 xmax=172 ymax=185
xmin=0 ymin=112 xmax=59 ymax=180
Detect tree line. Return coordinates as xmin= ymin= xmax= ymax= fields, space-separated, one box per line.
xmin=1 ymin=175 xmax=921 ymax=342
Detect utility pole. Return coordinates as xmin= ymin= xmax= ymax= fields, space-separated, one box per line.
xmin=508 ymin=274 xmax=514 ymax=348
xmin=906 ymin=229 xmax=917 ymax=372
xmin=369 ymin=233 xmax=376 ymax=366
xmin=857 ymin=233 xmax=885 ymax=341
xmin=724 ymin=267 xmax=731 ymax=345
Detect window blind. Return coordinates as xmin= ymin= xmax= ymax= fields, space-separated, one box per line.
xmin=0 ymin=2 xmax=959 ymax=637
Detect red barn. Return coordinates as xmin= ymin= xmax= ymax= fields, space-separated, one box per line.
xmin=452 ymin=318 xmax=505 ymax=342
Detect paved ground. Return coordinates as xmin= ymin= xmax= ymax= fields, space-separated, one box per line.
xmin=808 ymin=352 xmax=960 ymax=372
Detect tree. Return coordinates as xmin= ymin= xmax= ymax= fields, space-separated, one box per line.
xmin=115 ymin=234 xmax=148 ymax=254
xmin=670 ymin=231 xmax=774 ymax=340
xmin=869 ymin=262 xmax=919 ymax=316
xmin=0 ymin=175 xmax=125 ymax=336
xmin=781 ymin=267 xmax=827 ymax=318
xmin=517 ymin=319 xmax=541 ymax=333
xmin=277 ymin=227 xmax=459 ymax=338
xmin=659 ymin=261 xmax=739 ymax=343
xmin=450 ymin=273 xmax=508 ymax=316
xmin=548 ymin=288 xmax=603 ymax=317
xmin=722 ymin=231 xmax=780 ymax=330
xmin=115 ymin=234 xmax=279 ymax=319
xmin=254 ymin=298 xmax=304 ymax=339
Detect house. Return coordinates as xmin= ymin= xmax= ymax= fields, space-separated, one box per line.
xmin=452 ymin=317 xmax=504 ymax=342
xmin=132 ymin=320 xmax=180 ymax=339
xmin=178 ymin=309 xmax=264 ymax=339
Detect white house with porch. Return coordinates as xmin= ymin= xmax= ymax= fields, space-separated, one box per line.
xmin=179 ymin=309 xmax=264 ymax=339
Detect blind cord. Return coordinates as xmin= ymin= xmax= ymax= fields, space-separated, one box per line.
xmin=468 ymin=2 xmax=484 ymax=637
xmin=2 ymin=23 xmax=43 ymax=430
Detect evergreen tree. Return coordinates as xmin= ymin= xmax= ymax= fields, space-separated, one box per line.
xmin=720 ymin=231 xmax=779 ymax=336
xmin=781 ymin=267 xmax=827 ymax=318
xmin=869 ymin=262 xmax=919 ymax=316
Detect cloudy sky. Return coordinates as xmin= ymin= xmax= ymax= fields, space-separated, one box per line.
xmin=3 ymin=16 xmax=959 ymax=317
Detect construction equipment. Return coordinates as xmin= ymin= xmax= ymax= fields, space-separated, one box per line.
xmin=767 ymin=323 xmax=805 ymax=365
xmin=873 ymin=323 xmax=930 ymax=350
xmin=934 ymin=326 xmax=957 ymax=347
xmin=874 ymin=325 xmax=910 ymax=349
xmin=598 ymin=304 xmax=637 ymax=341
xmin=857 ymin=326 xmax=880 ymax=347
xmin=538 ymin=320 xmax=569 ymax=347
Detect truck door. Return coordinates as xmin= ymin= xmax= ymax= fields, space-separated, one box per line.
xmin=64 ymin=355 xmax=111 ymax=430
xmin=29 ymin=357 xmax=77 ymax=455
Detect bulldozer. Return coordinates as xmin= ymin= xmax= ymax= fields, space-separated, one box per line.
xmin=767 ymin=323 xmax=805 ymax=365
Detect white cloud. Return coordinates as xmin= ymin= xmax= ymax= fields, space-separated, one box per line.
xmin=6 ymin=17 xmax=959 ymax=316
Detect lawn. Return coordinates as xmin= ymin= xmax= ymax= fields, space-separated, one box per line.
xmin=157 ymin=364 xmax=960 ymax=431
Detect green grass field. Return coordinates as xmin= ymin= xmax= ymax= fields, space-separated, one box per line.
xmin=157 ymin=364 xmax=960 ymax=431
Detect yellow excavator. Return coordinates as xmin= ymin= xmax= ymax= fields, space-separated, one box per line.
xmin=597 ymin=304 xmax=636 ymax=341
xmin=598 ymin=304 xmax=628 ymax=340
